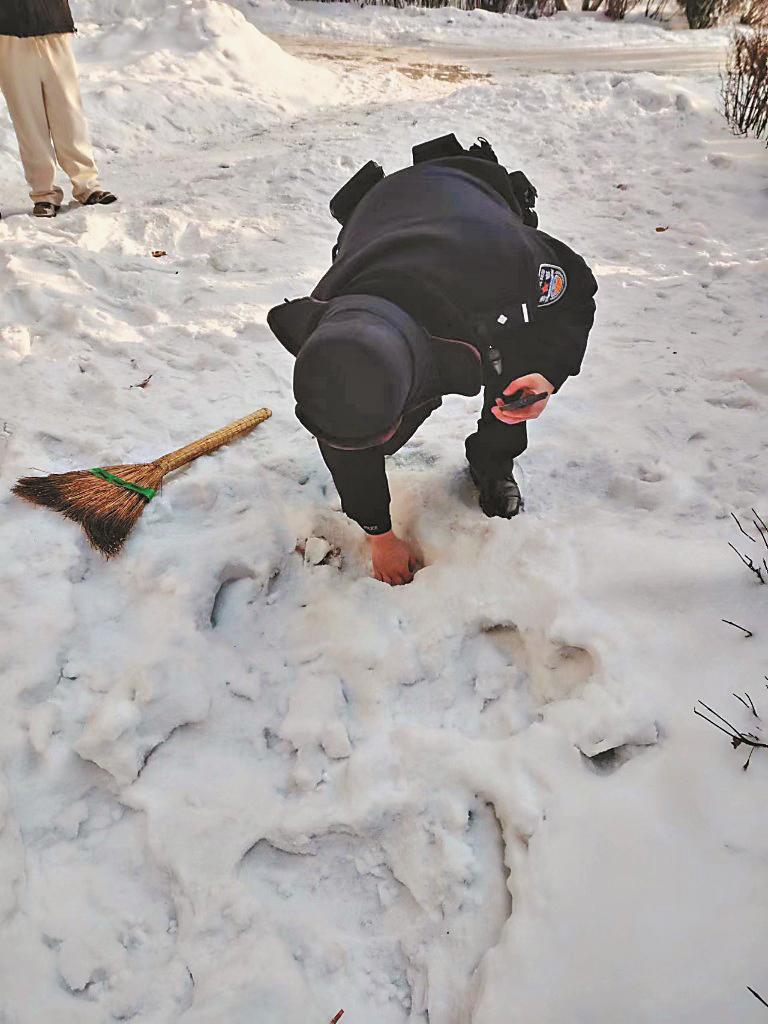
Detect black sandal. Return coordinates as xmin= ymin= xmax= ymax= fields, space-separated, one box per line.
xmin=84 ymin=190 xmax=118 ymax=206
xmin=33 ymin=202 xmax=60 ymax=218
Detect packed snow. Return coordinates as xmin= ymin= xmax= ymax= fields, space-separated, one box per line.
xmin=0 ymin=1 xmax=767 ymax=1022
xmin=242 ymin=0 xmax=731 ymax=49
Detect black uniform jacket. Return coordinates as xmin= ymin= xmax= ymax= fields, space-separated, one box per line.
xmin=0 ymin=0 xmax=75 ymax=37
xmin=269 ymin=156 xmax=597 ymax=535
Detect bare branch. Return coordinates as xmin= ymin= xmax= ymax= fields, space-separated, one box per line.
xmin=748 ymin=986 xmax=768 ymax=1009
xmin=732 ymin=692 xmax=759 ymax=717
xmin=721 ymin=33 xmax=768 ymax=138
xmin=694 ymin=706 xmax=741 ymax=740
xmin=752 ymin=508 xmax=768 ymax=542
xmin=754 ymin=522 xmax=768 ymax=553
xmin=722 ymin=619 xmax=754 ymax=638
xmin=728 ymin=543 xmax=766 ymax=584
xmin=732 ymin=512 xmax=756 ymax=543
xmin=729 ymin=542 xmax=753 ymax=568
xmin=695 ymin=702 xmax=768 ymax=754
xmin=697 ymin=701 xmax=743 ymax=736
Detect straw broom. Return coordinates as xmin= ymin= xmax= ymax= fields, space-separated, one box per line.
xmin=12 ymin=408 xmax=272 ymax=558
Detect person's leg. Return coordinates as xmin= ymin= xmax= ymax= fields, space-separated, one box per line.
xmin=465 ymin=360 xmax=528 ymax=518
xmin=0 ymin=36 xmax=63 ymax=206
xmin=40 ymin=35 xmax=101 ymax=203
xmin=464 ymin=381 xmax=528 ymax=480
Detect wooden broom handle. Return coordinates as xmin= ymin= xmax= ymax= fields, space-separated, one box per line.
xmin=155 ymin=408 xmax=272 ymax=473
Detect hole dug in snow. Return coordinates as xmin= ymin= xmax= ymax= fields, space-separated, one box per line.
xmin=209 ymin=559 xmax=285 ymax=628
xmin=580 ymin=725 xmax=661 ymax=776
xmin=582 ymin=744 xmax=639 ymax=775
xmin=210 ymin=574 xmax=253 ymax=629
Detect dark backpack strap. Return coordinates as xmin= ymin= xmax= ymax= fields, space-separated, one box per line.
xmin=467 ymin=137 xmax=499 ymax=163
xmin=329 ymin=160 xmax=385 ymax=226
xmin=414 ymin=134 xmax=498 ymax=165
xmin=508 ymin=170 xmax=539 ymax=228
xmin=412 ymin=133 xmax=464 ymax=164
xmin=267 ymin=297 xmax=328 ymax=356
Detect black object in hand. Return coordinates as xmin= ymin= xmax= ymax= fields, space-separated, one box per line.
xmin=498 ymin=389 xmax=550 ymax=412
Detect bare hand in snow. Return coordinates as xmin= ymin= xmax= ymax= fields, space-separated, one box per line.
xmin=368 ymin=531 xmax=421 ymax=586
xmin=492 ymin=372 xmax=554 ymax=424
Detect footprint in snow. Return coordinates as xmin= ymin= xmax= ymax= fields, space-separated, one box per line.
xmin=482 ymin=623 xmax=597 ymax=705
xmin=705 ymin=392 xmax=758 ymax=410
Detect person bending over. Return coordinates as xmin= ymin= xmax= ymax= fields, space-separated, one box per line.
xmin=0 ymin=0 xmax=117 ymax=217
xmin=268 ymin=135 xmax=597 ymax=586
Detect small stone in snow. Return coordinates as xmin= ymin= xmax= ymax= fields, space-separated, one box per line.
xmin=304 ymin=536 xmax=332 ymax=566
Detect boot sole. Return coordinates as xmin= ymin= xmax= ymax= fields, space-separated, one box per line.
xmin=83 ymin=193 xmax=118 ymax=206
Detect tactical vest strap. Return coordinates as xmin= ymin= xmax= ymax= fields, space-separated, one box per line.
xmin=412 ymin=133 xmax=464 ymax=164
xmin=329 ymin=160 xmax=385 ymax=225
xmin=509 ymin=171 xmax=538 ymax=212
xmin=467 ymin=137 xmax=499 ymax=163
xmin=328 ymin=139 xmax=540 ymax=234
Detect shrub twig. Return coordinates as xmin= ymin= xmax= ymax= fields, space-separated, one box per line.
xmin=728 ymin=511 xmax=767 ymax=584
xmin=721 ymin=30 xmax=768 ymax=143
xmin=731 ymin=512 xmax=756 ymax=543
xmin=695 ymin=695 xmax=768 ymax=770
xmin=728 ymin=543 xmax=765 ymax=584
xmin=722 ymin=619 xmax=754 ymax=638
xmin=733 ymin=691 xmax=758 ymax=716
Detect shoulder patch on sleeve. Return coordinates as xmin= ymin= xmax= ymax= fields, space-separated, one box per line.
xmin=538 ymin=264 xmax=567 ymax=306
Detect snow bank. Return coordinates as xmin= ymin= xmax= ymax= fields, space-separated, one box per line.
xmin=71 ymin=0 xmax=344 ymax=152
xmin=237 ymin=0 xmax=729 ymax=49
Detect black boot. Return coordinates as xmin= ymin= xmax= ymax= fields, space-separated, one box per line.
xmin=83 ymin=190 xmax=118 ymax=206
xmin=470 ymin=466 xmax=524 ymax=519
xmin=33 ymin=202 xmax=60 ymax=218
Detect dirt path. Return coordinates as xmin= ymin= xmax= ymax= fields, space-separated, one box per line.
xmin=276 ymin=34 xmax=727 ymax=78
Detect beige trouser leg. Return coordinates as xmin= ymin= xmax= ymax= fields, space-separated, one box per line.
xmin=0 ymin=34 xmax=101 ymax=205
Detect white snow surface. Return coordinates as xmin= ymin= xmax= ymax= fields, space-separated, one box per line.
xmin=236 ymin=0 xmax=730 ymax=49
xmin=1 ymin=2 xmax=767 ymax=1022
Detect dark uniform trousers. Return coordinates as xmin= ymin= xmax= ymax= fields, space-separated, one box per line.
xmin=464 ymin=346 xmax=530 ymax=480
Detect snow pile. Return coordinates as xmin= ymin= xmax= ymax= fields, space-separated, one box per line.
xmin=0 ymin=6 xmax=767 ymax=1024
xmin=237 ymin=0 xmax=730 ymax=49
xmin=72 ymin=0 xmax=345 ymax=151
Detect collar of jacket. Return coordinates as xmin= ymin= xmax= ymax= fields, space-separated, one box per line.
xmin=267 ymin=294 xmax=482 ymax=398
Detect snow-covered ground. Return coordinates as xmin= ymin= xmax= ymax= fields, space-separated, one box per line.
xmin=1 ymin=1 xmax=767 ymax=1022
xmin=238 ymin=0 xmax=731 ymax=49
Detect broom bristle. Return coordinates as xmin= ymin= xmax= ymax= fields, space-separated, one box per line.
xmin=13 ymin=462 xmax=166 ymax=558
